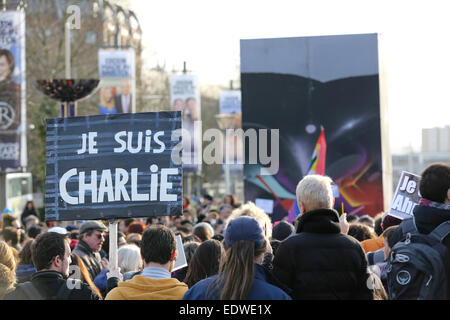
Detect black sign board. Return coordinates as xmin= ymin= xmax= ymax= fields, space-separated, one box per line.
xmin=45 ymin=112 xmax=182 ymax=221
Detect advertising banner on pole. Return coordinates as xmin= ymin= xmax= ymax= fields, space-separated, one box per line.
xmin=0 ymin=11 xmax=26 ymax=169
xmin=170 ymin=74 xmax=202 ymax=173
xmin=45 ymin=112 xmax=182 ymax=221
xmin=219 ymin=90 xmax=243 ymax=173
xmin=98 ymin=49 xmax=136 ymax=115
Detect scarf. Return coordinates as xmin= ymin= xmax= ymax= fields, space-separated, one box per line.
xmin=419 ymin=198 xmax=450 ymax=211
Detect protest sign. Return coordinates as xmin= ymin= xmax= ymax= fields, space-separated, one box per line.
xmin=388 ymin=171 xmax=421 ymax=220
xmin=173 ymin=234 xmax=188 ymax=272
xmin=255 ymin=198 xmax=274 ymax=214
xmin=45 ymin=112 xmax=182 ymax=222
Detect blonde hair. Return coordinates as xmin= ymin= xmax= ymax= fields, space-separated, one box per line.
xmin=118 ymin=244 xmax=143 ymax=274
xmin=296 ymin=174 xmax=334 ymax=212
xmin=224 ymin=202 xmax=272 ymax=239
xmin=0 ymin=241 xmax=16 ymax=298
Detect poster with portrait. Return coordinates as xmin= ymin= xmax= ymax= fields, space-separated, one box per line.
xmin=219 ymin=90 xmax=243 ymax=173
xmin=170 ymin=74 xmax=202 ymax=173
xmin=0 ymin=11 xmax=26 ymax=169
xmin=98 ymin=49 xmax=136 ymax=115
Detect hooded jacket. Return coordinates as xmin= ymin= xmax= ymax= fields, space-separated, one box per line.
xmin=272 ymin=208 xmax=373 ymax=300
xmin=105 ymin=275 xmax=188 ymax=300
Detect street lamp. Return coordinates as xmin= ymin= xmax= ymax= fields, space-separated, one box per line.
xmin=215 ymin=113 xmax=238 ymax=195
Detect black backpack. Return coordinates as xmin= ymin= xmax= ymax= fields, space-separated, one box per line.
xmin=386 ymin=218 xmax=450 ymax=300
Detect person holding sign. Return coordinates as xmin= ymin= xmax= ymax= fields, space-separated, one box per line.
xmin=72 ymin=221 xmax=108 ymax=282
xmin=105 ymin=225 xmax=188 ymax=300
xmin=387 ymin=163 xmax=450 ymax=299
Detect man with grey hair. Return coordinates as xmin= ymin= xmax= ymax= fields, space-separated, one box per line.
xmin=272 ymin=174 xmax=373 ymax=299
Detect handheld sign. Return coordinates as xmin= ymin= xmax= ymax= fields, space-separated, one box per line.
xmin=172 ymin=234 xmax=187 ymax=272
xmin=45 ymin=112 xmax=182 ymax=221
xmin=255 ymin=198 xmax=274 ymax=214
xmin=388 ymin=171 xmax=421 ymax=220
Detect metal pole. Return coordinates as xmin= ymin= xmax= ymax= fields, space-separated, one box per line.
xmin=108 ymin=220 xmax=118 ymax=271
xmin=65 ymin=22 xmax=71 ymax=79
xmin=225 ymin=129 xmax=230 ymax=195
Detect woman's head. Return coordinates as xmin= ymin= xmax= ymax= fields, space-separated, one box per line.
xmin=193 ymin=223 xmax=214 ymax=242
xmin=184 ymin=239 xmax=224 ymax=288
xmin=0 ymin=241 xmax=16 ymax=298
xmin=214 ymin=216 xmax=267 ymax=300
xmin=0 ymin=49 xmax=14 ymax=81
xmin=118 ymin=244 xmax=143 ymax=274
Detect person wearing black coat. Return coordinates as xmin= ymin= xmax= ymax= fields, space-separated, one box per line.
xmin=20 ymin=201 xmax=40 ymax=228
xmin=3 ymin=232 xmax=100 ymax=300
xmin=389 ymin=163 xmax=450 ymax=298
xmin=272 ymin=175 xmax=373 ymax=300
xmin=3 ymin=270 xmax=100 ymax=300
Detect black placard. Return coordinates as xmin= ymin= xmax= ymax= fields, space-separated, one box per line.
xmin=45 ymin=112 xmax=182 ymax=221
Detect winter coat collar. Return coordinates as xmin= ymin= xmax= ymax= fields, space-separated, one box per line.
xmin=414 ymin=204 xmax=450 ymax=234
xmin=31 ymin=270 xmax=64 ymax=281
xmin=76 ymin=239 xmax=94 ymax=255
xmin=296 ymin=208 xmax=341 ymax=234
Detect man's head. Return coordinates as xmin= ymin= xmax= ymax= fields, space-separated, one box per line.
xmin=0 ymin=227 xmax=20 ymax=248
xmin=24 ymin=216 xmax=40 ymax=231
xmin=32 ymin=232 xmax=71 ymax=278
xmin=0 ymin=49 xmax=14 ymax=82
xmin=382 ymin=225 xmax=399 ymax=260
xmin=79 ymin=221 xmax=107 ymax=252
xmin=296 ymin=174 xmax=334 ymax=214
xmin=120 ymin=80 xmax=131 ymax=95
xmin=140 ymin=225 xmax=177 ymax=271
xmin=419 ymin=163 xmax=450 ymax=204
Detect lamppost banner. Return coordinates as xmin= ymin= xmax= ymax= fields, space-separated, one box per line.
xmin=170 ymin=74 xmax=202 ymax=173
xmin=0 ymin=11 xmax=26 ymax=169
xmin=45 ymin=112 xmax=183 ymax=221
xmin=98 ymin=49 xmax=136 ymax=115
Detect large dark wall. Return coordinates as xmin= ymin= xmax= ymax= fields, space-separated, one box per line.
xmin=241 ymin=34 xmax=385 ymax=221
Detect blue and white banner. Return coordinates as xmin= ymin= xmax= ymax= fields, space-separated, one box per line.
xmin=0 ymin=11 xmax=26 ymax=169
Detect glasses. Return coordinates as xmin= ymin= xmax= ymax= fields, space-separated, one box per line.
xmin=94 ymin=233 xmax=105 ymax=240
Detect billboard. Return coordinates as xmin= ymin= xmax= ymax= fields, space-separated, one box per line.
xmin=170 ymin=74 xmax=202 ymax=173
xmin=45 ymin=112 xmax=182 ymax=221
xmin=98 ymin=49 xmax=136 ymax=115
xmin=0 ymin=11 xmax=26 ymax=169
xmin=241 ymin=34 xmax=390 ymax=221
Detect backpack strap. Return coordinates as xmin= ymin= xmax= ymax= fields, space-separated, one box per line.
xmin=18 ymin=282 xmax=45 ymax=300
xmin=400 ymin=217 xmax=418 ymax=236
xmin=429 ymin=221 xmax=450 ymax=243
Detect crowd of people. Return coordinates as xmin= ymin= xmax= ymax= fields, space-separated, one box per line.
xmin=0 ymin=162 xmax=449 ymax=300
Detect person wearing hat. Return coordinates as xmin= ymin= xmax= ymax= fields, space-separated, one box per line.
xmin=182 ymin=216 xmax=291 ymax=300
xmin=72 ymin=221 xmax=108 ymax=281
